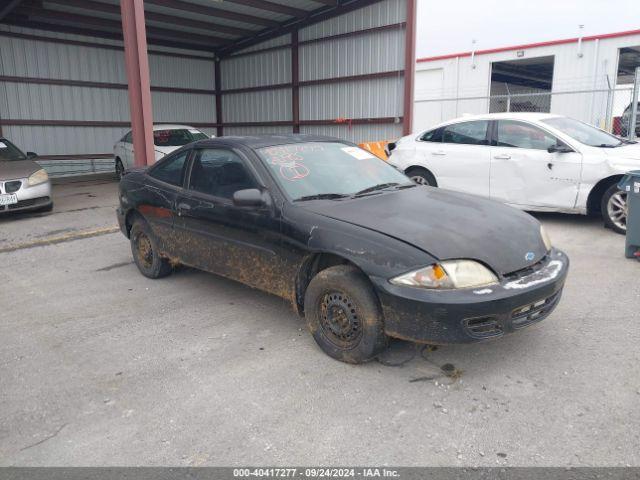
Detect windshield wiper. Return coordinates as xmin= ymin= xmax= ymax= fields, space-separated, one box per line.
xmin=597 ymin=143 xmax=621 ymax=148
xmin=352 ymin=182 xmax=400 ymax=197
xmin=294 ymin=193 xmax=349 ymax=202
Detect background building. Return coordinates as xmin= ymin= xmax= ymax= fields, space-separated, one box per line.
xmin=413 ymin=29 xmax=640 ymax=136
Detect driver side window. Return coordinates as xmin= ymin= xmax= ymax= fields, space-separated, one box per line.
xmin=188 ymin=148 xmax=257 ymax=200
xmin=496 ymin=121 xmax=558 ymax=151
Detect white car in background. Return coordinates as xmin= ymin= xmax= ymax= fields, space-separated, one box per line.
xmin=388 ymin=113 xmax=639 ymax=234
xmin=114 ymin=124 xmax=210 ymax=178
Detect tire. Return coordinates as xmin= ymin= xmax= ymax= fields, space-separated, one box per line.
xmin=601 ymin=183 xmax=627 ymax=235
xmin=115 ymin=158 xmax=124 ymax=180
xmin=405 ymin=167 xmax=437 ymax=187
xmin=304 ymin=265 xmax=387 ymax=364
xmin=130 ymin=219 xmax=173 ymax=278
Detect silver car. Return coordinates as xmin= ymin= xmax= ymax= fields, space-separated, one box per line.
xmin=0 ymin=138 xmax=52 ymax=214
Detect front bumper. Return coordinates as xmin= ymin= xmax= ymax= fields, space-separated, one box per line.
xmin=0 ymin=178 xmax=52 ymax=213
xmin=371 ymin=249 xmax=569 ymax=344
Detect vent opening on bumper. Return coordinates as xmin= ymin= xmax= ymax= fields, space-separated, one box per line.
xmin=511 ymin=291 xmax=561 ymax=329
xmin=464 ymin=316 xmax=503 ymax=339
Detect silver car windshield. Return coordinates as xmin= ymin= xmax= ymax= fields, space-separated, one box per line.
xmin=257 ymin=142 xmax=412 ymax=201
xmin=0 ymin=139 xmax=27 ymax=161
xmin=542 ymin=117 xmax=622 ymax=148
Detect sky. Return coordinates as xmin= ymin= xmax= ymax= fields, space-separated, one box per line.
xmin=416 ymin=0 xmax=640 ymax=58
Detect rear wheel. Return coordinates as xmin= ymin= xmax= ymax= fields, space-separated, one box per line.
xmin=130 ymin=219 xmax=173 ymax=278
xmin=406 ymin=167 xmax=437 ymax=187
xmin=304 ymin=265 xmax=387 ymax=364
xmin=601 ymin=183 xmax=627 ymax=234
xmin=115 ymin=158 xmax=124 ymax=180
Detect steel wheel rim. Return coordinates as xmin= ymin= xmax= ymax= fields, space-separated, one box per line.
xmin=319 ymin=292 xmax=362 ymax=348
xmin=607 ymin=191 xmax=627 ymax=231
xmin=411 ymin=175 xmax=429 ymax=185
xmin=135 ymin=232 xmax=154 ymax=268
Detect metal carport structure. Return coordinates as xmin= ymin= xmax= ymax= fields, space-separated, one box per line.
xmin=0 ymin=0 xmax=416 ymax=173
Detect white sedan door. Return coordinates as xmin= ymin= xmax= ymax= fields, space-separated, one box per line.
xmin=415 ymin=120 xmax=491 ymax=197
xmin=489 ymin=120 xmax=582 ymax=209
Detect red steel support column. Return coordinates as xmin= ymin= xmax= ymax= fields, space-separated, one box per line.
xmin=120 ymin=0 xmax=154 ymax=166
xmin=215 ymin=59 xmax=223 ymax=137
xmin=402 ymin=0 xmax=417 ymax=135
xmin=291 ymin=30 xmax=300 ymax=133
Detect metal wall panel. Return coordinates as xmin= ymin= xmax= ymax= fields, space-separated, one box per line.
xmin=222 ymin=89 xmax=292 ymax=122
xmin=233 ymin=34 xmax=291 ymax=56
xmin=299 ymin=0 xmax=406 ymax=41
xmin=223 ymin=125 xmax=293 ymax=137
xmin=300 ymin=123 xmax=402 ymax=144
xmin=3 ymin=125 xmax=128 ymax=155
xmin=221 ymin=48 xmax=291 ymax=90
xmin=152 ymin=91 xmax=216 ymax=124
xmin=299 ymin=28 xmax=405 ymax=82
xmin=300 ymin=76 xmax=403 ymax=120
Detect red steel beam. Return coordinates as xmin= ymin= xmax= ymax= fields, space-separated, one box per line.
xmin=214 ymin=60 xmax=224 ymax=137
xmin=120 ymin=0 xmax=154 ymax=167
xmin=291 ymin=30 xmax=300 ymax=133
xmin=402 ymin=0 xmax=417 ymax=135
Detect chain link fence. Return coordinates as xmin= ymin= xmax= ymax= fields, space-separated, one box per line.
xmin=414 ymin=71 xmax=640 ymax=140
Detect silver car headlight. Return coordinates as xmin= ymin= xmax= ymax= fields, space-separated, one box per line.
xmin=540 ymin=225 xmax=552 ymax=252
xmin=27 ymin=169 xmax=49 ymax=186
xmin=390 ymin=260 xmax=498 ymax=290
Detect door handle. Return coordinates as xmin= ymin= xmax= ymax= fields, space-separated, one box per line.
xmin=494 ymin=154 xmax=511 ymax=160
xmin=431 ymin=150 xmax=447 ymax=156
xmin=177 ymin=202 xmax=191 ymax=216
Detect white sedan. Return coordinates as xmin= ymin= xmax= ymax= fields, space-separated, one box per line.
xmin=388 ymin=113 xmax=639 ymax=233
xmin=114 ymin=124 xmax=210 ymax=178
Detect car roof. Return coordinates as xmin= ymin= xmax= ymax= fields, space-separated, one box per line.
xmin=191 ymin=134 xmax=344 ymax=150
xmin=426 ymin=112 xmax=564 ymax=130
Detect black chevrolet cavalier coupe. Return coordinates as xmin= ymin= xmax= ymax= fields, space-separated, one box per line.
xmin=117 ymin=134 xmax=569 ymax=363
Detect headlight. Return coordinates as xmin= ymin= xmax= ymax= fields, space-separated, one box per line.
xmin=540 ymin=225 xmax=552 ymax=252
xmin=27 ymin=169 xmax=49 ymax=186
xmin=390 ymin=260 xmax=498 ymax=290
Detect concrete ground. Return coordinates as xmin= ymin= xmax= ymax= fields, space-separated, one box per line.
xmin=0 ymin=179 xmax=638 ymax=467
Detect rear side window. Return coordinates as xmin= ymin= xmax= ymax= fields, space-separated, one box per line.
xmin=148 ymin=151 xmax=189 ymax=186
xmin=497 ymin=121 xmax=557 ymax=150
xmin=188 ymin=148 xmax=257 ymax=200
xmin=442 ymin=121 xmax=489 ymax=145
xmin=420 ymin=128 xmax=442 ymax=142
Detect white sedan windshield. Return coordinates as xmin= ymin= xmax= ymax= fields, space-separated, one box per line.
xmin=542 ymin=117 xmax=622 ymax=147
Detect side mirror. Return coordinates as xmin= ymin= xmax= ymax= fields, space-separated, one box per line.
xmin=547 ymin=144 xmax=573 ymax=154
xmin=26 ymin=151 xmax=38 ymax=159
xmin=233 ymin=188 xmax=266 ymax=207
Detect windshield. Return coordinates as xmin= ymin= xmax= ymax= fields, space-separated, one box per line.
xmin=153 ymin=129 xmax=208 ymax=147
xmin=0 ymin=139 xmax=27 ymax=161
xmin=542 ymin=117 xmax=622 ymax=147
xmin=257 ymin=142 xmax=411 ymax=201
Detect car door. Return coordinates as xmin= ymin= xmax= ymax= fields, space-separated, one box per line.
xmin=173 ymin=147 xmax=287 ymax=296
xmin=489 ymin=120 xmax=582 ymax=209
xmin=416 ymin=120 xmax=491 ymax=197
xmin=138 ymin=149 xmax=191 ymax=256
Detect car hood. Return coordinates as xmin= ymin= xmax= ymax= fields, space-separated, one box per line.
xmin=0 ymin=160 xmax=41 ymax=180
xmin=302 ymin=187 xmax=548 ymax=276
xmin=602 ymin=143 xmax=640 ymax=161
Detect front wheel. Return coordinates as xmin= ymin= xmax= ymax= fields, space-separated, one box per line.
xmin=601 ymin=183 xmax=627 ymax=234
xmin=304 ymin=265 xmax=387 ymax=364
xmin=115 ymin=158 xmax=124 ymax=180
xmin=405 ymin=167 xmax=437 ymax=187
xmin=130 ymin=219 xmax=173 ymax=278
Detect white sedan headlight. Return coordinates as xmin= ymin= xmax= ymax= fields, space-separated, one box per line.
xmin=27 ymin=169 xmax=49 ymax=186
xmin=390 ymin=260 xmax=498 ymax=290
xmin=540 ymin=225 xmax=552 ymax=252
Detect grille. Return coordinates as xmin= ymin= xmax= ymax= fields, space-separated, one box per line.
xmin=4 ymin=181 xmax=22 ymax=193
xmin=503 ymin=255 xmax=548 ymax=281
xmin=464 ymin=316 xmax=503 ymax=339
xmin=511 ymin=291 xmax=561 ymax=328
